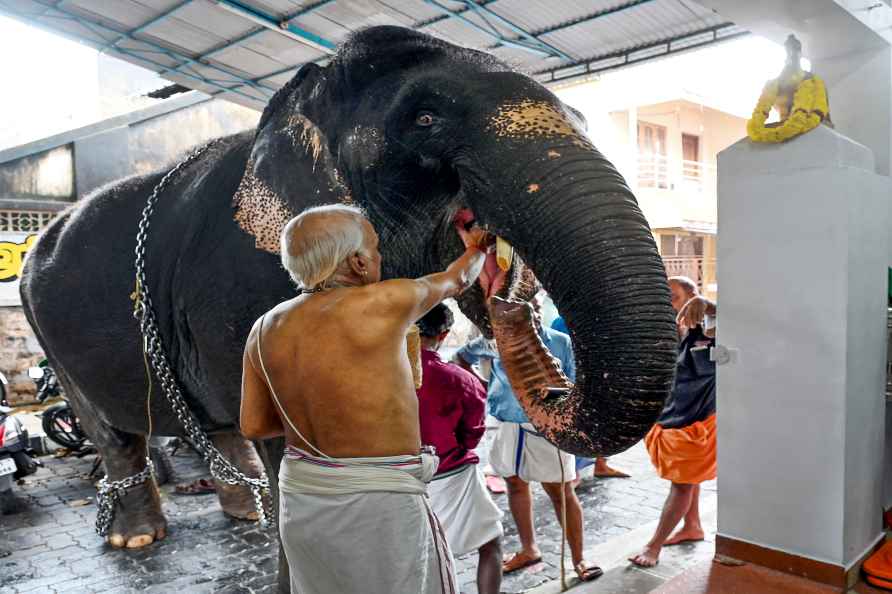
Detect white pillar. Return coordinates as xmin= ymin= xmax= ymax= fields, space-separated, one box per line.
xmin=813 ymin=46 xmax=892 ymax=176
xmin=716 ymin=126 xmax=892 ymax=576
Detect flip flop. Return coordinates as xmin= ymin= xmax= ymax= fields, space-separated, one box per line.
xmin=575 ymin=561 xmax=604 ymax=582
xmin=502 ymin=552 xmax=542 ymax=574
xmin=173 ymin=478 xmax=216 ymax=496
xmin=864 ymin=540 xmax=892 ymax=581
xmin=486 ymin=475 xmax=506 ymax=494
xmin=867 ymin=573 xmax=892 ymax=591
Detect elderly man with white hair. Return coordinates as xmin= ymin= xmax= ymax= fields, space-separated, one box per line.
xmin=239 ymin=204 xmax=492 ymax=594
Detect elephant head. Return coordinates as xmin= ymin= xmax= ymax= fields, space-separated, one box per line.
xmin=233 ymin=26 xmax=678 ymax=457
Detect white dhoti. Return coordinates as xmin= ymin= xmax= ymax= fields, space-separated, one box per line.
xmin=278 ymin=446 xmax=457 ymax=594
xmin=428 ymin=464 xmax=503 ymax=557
xmin=489 ymin=422 xmax=576 ymax=483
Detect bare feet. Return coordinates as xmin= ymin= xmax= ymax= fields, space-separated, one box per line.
xmin=664 ymin=526 xmax=705 ymax=546
xmin=629 ymin=546 xmax=660 ymax=567
xmin=594 ymin=460 xmax=630 ymax=478
xmin=502 ymin=550 xmax=542 ymax=574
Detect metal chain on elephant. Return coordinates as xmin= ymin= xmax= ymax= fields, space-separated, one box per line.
xmin=95 ymin=139 xmax=273 ymax=537
xmin=95 ymin=460 xmax=155 ymax=537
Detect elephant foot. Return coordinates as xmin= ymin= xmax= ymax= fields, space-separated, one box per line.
xmin=106 ymin=480 xmax=168 ymax=549
xmin=209 ymin=431 xmax=265 ymax=521
xmin=216 ymin=481 xmax=260 ymax=521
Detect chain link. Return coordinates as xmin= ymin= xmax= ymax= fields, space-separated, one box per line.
xmin=95 ymin=458 xmax=155 ymax=537
xmin=95 ymin=140 xmax=274 ymax=537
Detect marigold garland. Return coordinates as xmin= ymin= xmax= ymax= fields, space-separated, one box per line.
xmin=746 ymin=75 xmax=829 ymax=143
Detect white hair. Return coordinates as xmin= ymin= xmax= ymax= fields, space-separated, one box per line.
xmin=280 ymin=204 xmax=368 ymax=288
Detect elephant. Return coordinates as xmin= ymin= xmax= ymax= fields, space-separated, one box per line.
xmin=20 ymin=25 xmax=677 ymax=589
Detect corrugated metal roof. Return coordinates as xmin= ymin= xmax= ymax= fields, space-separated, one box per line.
xmin=0 ymin=0 xmax=746 ymax=110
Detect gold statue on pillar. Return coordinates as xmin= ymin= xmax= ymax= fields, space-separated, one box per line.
xmin=747 ymin=35 xmax=831 ymax=143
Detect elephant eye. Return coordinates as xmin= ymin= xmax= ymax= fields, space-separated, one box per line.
xmin=415 ymin=111 xmax=435 ymax=127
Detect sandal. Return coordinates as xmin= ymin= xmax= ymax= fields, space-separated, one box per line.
xmin=575 ymin=561 xmax=603 ymax=582
xmin=485 ymin=475 xmax=507 ymax=494
xmin=173 ymin=478 xmax=216 ymax=496
xmin=502 ymin=551 xmax=542 ymax=574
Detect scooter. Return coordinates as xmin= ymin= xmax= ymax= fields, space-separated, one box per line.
xmin=0 ymin=371 xmax=8 ymax=407
xmin=0 ymin=404 xmax=39 ymax=514
xmin=29 ymin=361 xmax=88 ymax=451
xmin=28 ymin=361 xmax=172 ymax=485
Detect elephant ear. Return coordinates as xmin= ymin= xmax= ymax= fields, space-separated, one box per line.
xmin=233 ymin=63 xmax=349 ymax=254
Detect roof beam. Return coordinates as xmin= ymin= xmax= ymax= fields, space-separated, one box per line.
xmin=489 ymin=0 xmax=656 ymax=52
xmin=421 ymin=0 xmax=560 ymax=58
xmin=20 ymin=1 xmax=273 ymax=102
xmin=213 ymin=0 xmax=336 ymax=55
xmin=35 ymin=1 xmax=274 ymax=95
xmin=156 ymin=1 xmax=336 ymax=81
xmin=456 ymin=0 xmax=574 ymax=61
xmin=534 ymin=23 xmax=748 ymax=85
xmin=98 ymin=0 xmax=194 ymax=51
xmin=415 ymin=0 xmax=498 ymax=29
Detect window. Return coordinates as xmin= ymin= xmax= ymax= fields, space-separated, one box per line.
xmin=682 ymin=134 xmax=701 ymax=180
xmin=660 ymin=233 xmax=704 ymax=257
xmin=638 ymin=122 xmax=668 ymax=188
xmin=0 ymin=210 xmax=55 ymax=233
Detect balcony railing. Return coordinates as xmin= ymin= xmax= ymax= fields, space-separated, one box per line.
xmin=637 ymin=154 xmax=716 ymax=192
xmin=662 ymin=255 xmax=716 ymax=292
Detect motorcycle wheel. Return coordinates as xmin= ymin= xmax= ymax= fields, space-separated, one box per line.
xmin=42 ymin=403 xmax=87 ymax=450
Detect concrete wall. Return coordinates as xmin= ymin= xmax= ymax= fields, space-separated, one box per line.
xmin=0 ymin=306 xmax=44 ymax=405
xmin=0 ymin=145 xmax=73 ymax=201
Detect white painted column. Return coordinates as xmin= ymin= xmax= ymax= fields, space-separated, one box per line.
xmin=716 ymin=126 xmax=892 ymax=568
xmin=813 ymin=46 xmax=892 ymax=176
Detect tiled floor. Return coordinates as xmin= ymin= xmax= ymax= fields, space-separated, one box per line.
xmin=653 ymin=560 xmax=842 ymax=594
xmin=1 ymin=416 xmax=714 ymax=594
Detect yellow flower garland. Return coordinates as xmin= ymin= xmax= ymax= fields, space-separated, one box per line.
xmin=747 ymin=75 xmax=829 ymax=143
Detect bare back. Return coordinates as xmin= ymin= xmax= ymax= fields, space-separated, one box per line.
xmin=252 ymin=287 xmax=421 ymax=458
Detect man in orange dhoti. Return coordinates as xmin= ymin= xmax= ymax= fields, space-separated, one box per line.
xmin=630 ymin=276 xmax=716 ymax=568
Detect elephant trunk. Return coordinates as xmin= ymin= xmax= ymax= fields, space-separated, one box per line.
xmin=476 ymin=144 xmax=678 ymax=457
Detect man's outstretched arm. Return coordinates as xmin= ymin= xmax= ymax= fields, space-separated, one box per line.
xmin=377 ymin=227 xmax=491 ymax=324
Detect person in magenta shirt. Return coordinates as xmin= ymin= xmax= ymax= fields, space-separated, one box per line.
xmin=417 ymin=303 xmax=503 ymax=594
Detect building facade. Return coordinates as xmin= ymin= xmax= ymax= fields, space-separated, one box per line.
xmin=0 ymin=94 xmax=258 ymax=404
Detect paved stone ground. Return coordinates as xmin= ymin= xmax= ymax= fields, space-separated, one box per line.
xmin=0 ymin=428 xmax=716 ymax=594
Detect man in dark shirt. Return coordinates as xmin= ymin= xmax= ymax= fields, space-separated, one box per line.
xmin=630 ymin=276 xmax=717 ymax=568
xmin=417 ymin=303 xmax=503 ymax=594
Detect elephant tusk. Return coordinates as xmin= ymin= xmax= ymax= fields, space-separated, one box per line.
xmin=496 ymin=236 xmax=514 ymax=272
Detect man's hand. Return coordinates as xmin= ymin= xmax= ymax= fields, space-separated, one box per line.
xmin=677 ymin=296 xmax=716 ymax=332
xmin=467 ymin=227 xmax=495 ymax=251
xmin=454 ymin=221 xmax=495 ymax=253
